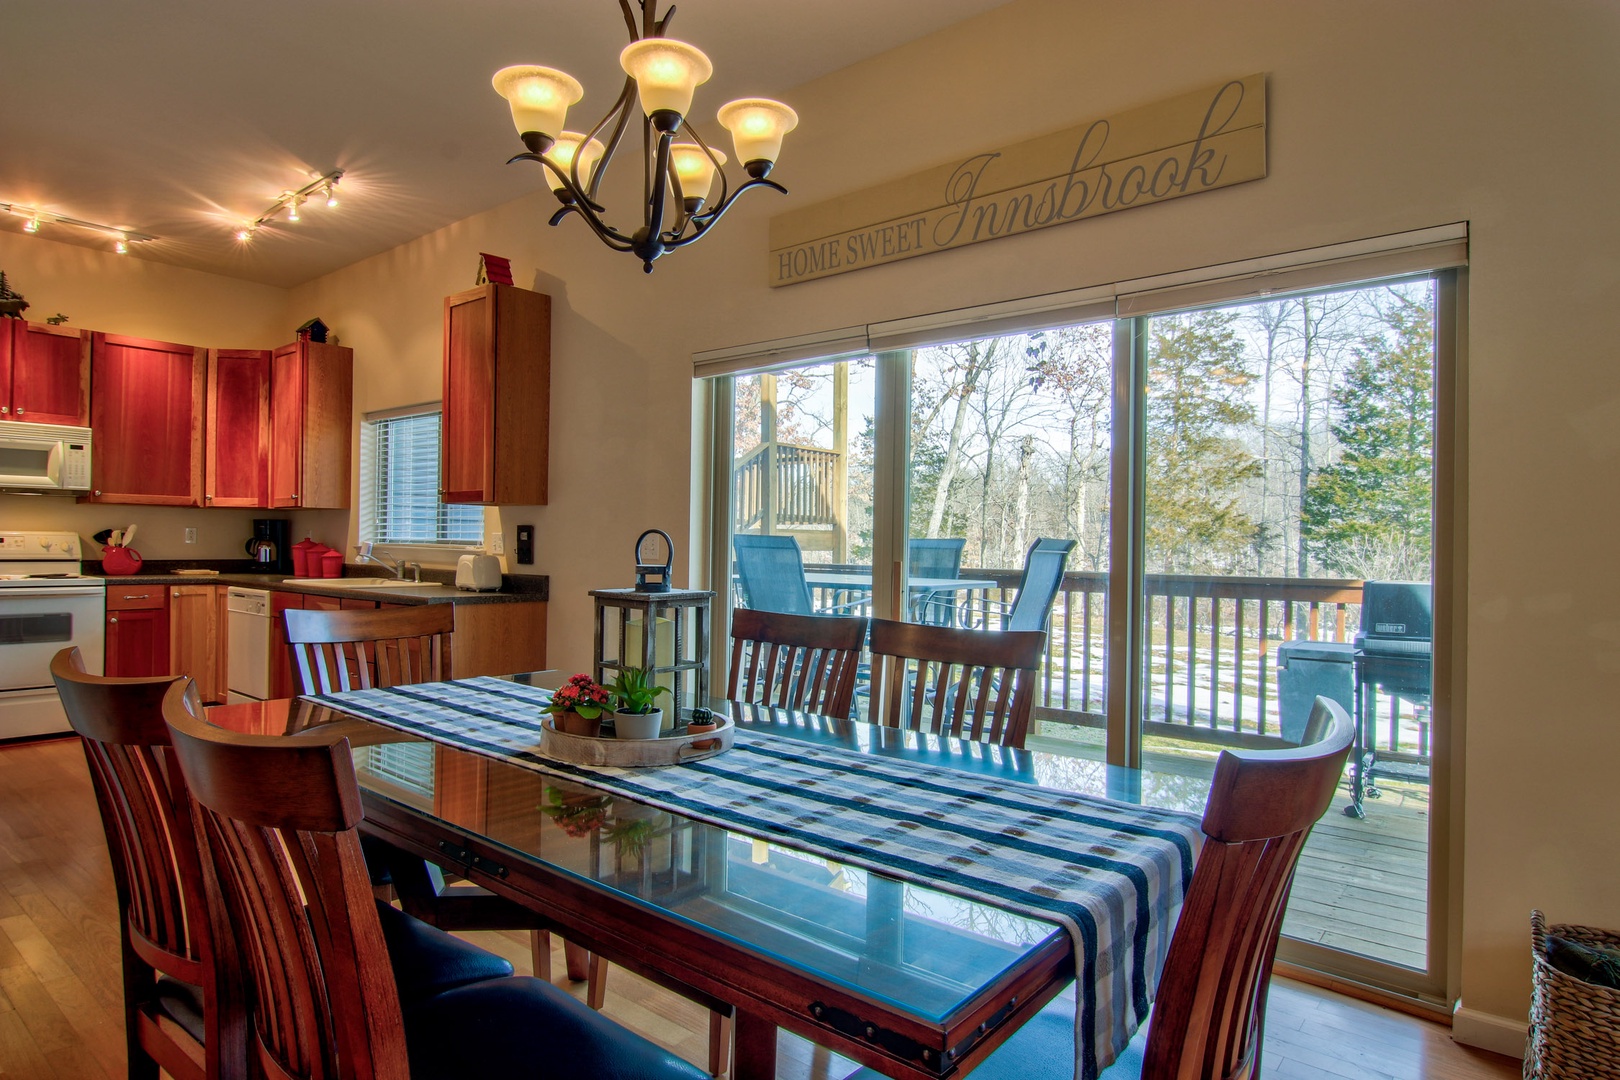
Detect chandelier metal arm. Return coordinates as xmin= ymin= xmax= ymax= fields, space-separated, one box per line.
xmin=661 ymin=175 xmax=787 ymax=252
xmin=582 ymin=77 xmax=640 ymax=205
xmin=508 ymin=151 xmax=640 ymax=249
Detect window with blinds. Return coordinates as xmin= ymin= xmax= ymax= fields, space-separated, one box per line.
xmin=359 ymin=408 xmax=484 ymax=545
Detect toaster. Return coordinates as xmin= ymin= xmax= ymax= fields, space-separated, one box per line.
xmin=455 ymin=554 xmax=503 ymax=592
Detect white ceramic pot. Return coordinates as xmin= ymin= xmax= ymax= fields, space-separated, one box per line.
xmin=614 ymin=709 xmax=663 ymax=740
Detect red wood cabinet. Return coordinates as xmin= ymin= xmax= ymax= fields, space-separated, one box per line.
xmin=206 ymin=349 xmax=270 ymax=507
xmin=2 ymin=321 xmax=90 ymax=425
xmin=89 ymin=333 xmax=206 ymax=504
xmin=105 ymin=584 xmax=170 ymax=677
xmin=442 ymin=284 xmax=550 ymax=505
xmin=269 ymin=341 xmax=353 ymax=509
xmin=270 ymin=591 xmax=301 ymax=700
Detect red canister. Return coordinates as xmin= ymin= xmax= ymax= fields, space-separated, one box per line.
xmin=292 ymin=537 xmax=320 ymax=577
xmin=320 ymin=548 xmax=345 ymax=578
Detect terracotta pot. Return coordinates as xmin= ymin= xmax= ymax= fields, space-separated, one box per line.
xmin=614 ymin=709 xmax=663 ymax=740
xmin=686 ymin=718 xmax=719 ymax=751
xmin=552 ymin=711 xmax=602 ymax=738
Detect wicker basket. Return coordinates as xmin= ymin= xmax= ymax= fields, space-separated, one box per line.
xmin=1525 ymin=910 xmax=1620 ymax=1079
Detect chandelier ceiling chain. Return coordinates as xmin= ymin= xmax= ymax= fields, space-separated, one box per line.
xmin=492 ymin=0 xmax=797 ymax=272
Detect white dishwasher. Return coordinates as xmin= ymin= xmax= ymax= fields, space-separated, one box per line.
xmin=225 ymin=587 xmax=272 ymax=704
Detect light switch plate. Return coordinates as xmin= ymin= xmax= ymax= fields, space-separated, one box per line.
xmin=490 ymin=531 xmax=505 ymax=555
xmin=184 ymin=527 xmax=197 ymax=544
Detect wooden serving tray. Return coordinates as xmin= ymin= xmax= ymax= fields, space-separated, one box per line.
xmin=537 ymin=713 xmax=733 ymax=768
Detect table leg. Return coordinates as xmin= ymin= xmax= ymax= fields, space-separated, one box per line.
xmin=733 ymin=1009 xmax=778 ymax=1080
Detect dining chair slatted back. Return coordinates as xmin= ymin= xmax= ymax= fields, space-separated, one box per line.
xmin=727 ymin=609 xmax=869 ymax=719
xmin=162 ymin=679 xmax=412 ymax=1080
xmin=1005 ymin=538 xmax=1077 ymax=633
xmin=908 ymin=538 xmax=968 ymax=625
xmin=50 ymin=647 xmax=240 ymax=1080
xmin=867 ymin=619 xmax=1046 ymax=748
xmin=732 ymin=534 xmax=816 ymax=615
xmin=284 ymin=605 xmax=453 ymax=695
xmin=1141 ymin=696 xmax=1354 ymax=1080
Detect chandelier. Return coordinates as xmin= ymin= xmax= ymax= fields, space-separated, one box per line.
xmin=492 ymin=0 xmax=797 ymax=272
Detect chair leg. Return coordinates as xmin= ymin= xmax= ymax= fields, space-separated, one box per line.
xmin=709 ymin=1009 xmax=733 ymax=1078
xmin=586 ymin=953 xmax=609 ymax=1010
xmin=530 ymin=929 xmax=551 ymax=982
xmin=563 ymin=939 xmax=591 ymax=981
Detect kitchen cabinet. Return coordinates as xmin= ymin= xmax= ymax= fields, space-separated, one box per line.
xmin=1 ymin=321 xmax=90 ymax=425
xmin=170 ymin=583 xmax=227 ymax=703
xmin=442 ymin=283 xmax=550 ymax=505
xmin=269 ymin=340 xmax=353 ymax=510
xmin=205 ymin=349 xmax=270 ymax=507
xmin=88 ymin=333 xmax=206 ymax=504
xmin=105 ymin=583 xmax=169 ymax=677
xmin=269 ymin=591 xmax=301 ymax=700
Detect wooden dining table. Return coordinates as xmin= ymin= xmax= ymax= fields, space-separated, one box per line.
xmin=206 ymin=675 xmax=1195 ymax=1080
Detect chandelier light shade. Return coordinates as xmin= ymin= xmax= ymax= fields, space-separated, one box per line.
xmin=543 ymin=132 xmax=608 ymax=193
xmin=717 ymin=98 xmax=799 ymax=175
xmin=669 ymin=142 xmax=723 ymax=207
xmin=619 ymin=39 xmax=712 ymax=124
xmin=492 ymin=66 xmax=585 ymax=151
xmin=493 ymin=0 xmax=795 ymax=272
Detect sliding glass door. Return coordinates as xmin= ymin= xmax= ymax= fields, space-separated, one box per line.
xmin=708 ymin=263 xmax=1455 ymax=1002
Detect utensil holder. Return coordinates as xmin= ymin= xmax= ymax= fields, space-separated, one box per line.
xmin=102 ymin=546 xmax=143 ymax=575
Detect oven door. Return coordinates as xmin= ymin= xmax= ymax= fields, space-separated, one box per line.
xmin=0 ymin=585 xmax=106 ymax=691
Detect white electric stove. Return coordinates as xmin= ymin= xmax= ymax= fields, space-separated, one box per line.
xmin=0 ymin=531 xmax=107 ymax=740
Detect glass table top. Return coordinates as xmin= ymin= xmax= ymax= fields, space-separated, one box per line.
xmin=208 ymin=677 xmax=1071 ymax=1027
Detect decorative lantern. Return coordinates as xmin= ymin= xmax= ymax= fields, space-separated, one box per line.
xmin=634 ymin=529 xmax=673 ymax=593
xmin=592 ymin=529 xmax=712 ymax=730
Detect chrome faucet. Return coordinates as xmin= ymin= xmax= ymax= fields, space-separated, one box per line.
xmin=354 ymin=542 xmax=422 ymax=582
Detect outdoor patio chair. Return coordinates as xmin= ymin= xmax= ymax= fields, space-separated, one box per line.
xmin=974 ymin=537 xmax=1077 ymax=633
xmin=733 ymin=534 xmax=865 ymax=616
xmin=908 ymin=537 xmax=967 ymax=625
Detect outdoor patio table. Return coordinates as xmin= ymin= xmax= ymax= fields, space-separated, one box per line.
xmin=803 ymin=569 xmax=998 ymax=623
xmin=205 ymin=674 xmax=1198 ymax=1080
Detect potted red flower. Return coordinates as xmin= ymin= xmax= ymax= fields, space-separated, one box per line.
xmin=543 ymin=673 xmax=613 ymax=737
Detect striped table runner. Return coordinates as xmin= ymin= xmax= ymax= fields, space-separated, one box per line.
xmin=312 ymin=676 xmax=1202 ymax=1080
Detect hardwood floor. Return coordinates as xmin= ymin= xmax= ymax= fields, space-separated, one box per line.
xmin=0 ymin=735 xmax=1519 ymax=1080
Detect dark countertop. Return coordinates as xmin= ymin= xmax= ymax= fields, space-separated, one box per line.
xmin=88 ymin=560 xmax=548 ymax=605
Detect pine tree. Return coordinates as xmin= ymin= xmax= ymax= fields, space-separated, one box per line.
xmin=1144 ymin=311 xmax=1263 ymax=573
xmin=1301 ymin=290 xmax=1434 ymax=578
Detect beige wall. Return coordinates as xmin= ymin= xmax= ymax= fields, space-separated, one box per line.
xmin=7 ymin=0 xmax=1613 ymax=1041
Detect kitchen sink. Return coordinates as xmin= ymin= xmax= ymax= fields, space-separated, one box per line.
xmin=280 ymin=577 xmax=444 ymax=589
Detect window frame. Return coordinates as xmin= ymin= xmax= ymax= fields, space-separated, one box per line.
xmin=358 ymin=403 xmax=487 ymax=557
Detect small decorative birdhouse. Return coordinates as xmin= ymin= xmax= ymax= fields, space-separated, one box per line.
xmin=476 ymin=252 xmax=514 ymax=286
xmin=295 ymin=317 xmax=329 ymax=343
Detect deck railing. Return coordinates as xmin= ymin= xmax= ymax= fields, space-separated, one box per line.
xmin=804 ymin=566 xmax=1428 ymax=758
xmin=733 ymin=443 xmax=843 ymax=532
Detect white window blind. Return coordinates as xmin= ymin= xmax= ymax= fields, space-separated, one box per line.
xmin=359 ymin=408 xmax=484 ymax=545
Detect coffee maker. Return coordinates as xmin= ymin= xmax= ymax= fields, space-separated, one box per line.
xmin=247 ymin=518 xmax=292 ymax=574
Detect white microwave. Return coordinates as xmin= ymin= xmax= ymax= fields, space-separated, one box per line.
xmin=0 ymin=421 xmax=93 ymax=494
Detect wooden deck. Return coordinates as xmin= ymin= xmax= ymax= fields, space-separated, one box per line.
xmin=1030 ymin=725 xmax=1430 ymax=970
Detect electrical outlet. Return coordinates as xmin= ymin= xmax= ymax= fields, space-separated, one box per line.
xmin=490 ymin=531 xmax=505 ymax=555
xmin=184 ymin=527 xmax=197 ymax=544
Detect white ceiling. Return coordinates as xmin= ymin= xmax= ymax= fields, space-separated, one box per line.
xmin=1 ymin=0 xmax=1011 ymax=288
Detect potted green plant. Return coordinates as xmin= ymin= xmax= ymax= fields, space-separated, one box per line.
xmin=609 ymin=668 xmax=669 ymax=740
xmin=542 ymin=673 xmax=613 ymax=737
xmin=686 ymin=706 xmax=720 ymax=749
xmin=0 ymin=273 xmax=29 ymax=319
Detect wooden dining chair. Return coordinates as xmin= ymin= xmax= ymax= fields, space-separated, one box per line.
xmin=282 ymin=604 xmax=583 ymax=984
xmin=159 ymin=678 xmax=710 ymax=1080
xmin=50 ymin=648 xmax=237 ymax=1080
xmin=727 ymin=608 xmax=869 ymax=719
xmin=867 ymin=618 xmax=1047 ymax=748
xmin=283 ymin=603 xmax=453 ymax=693
xmin=847 ymin=696 xmax=1356 ymax=1080
xmin=52 ymin=647 xmax=516 ymax=1080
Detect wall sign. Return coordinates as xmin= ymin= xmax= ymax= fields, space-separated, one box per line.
xmin=768 ymin=75 xmax=1267 ymax=287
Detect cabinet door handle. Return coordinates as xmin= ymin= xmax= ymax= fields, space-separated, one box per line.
xmin=109 ymin=616 xmax=118 ymax=624
xmin=13 ymin=408 xmax=21 ymax=415
xmin=94 ymin=489 xmax=101 ymax=496
xmin=1 ymin=406 xmax=8 ymax=415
